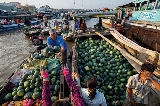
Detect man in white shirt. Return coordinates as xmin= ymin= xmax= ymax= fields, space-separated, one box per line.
xmin=73 ymin=73 xmax=107 ymax=106
xmin=123 ymin=63 xmax=160 ymax=106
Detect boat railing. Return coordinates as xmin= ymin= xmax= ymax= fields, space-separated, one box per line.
xmin=110 ymin=28 xmax=158 ymax=57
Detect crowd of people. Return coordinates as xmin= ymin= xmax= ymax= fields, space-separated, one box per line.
xmin=42 ymin=15 xmax=87 ymax=34
xmin=0 ymin=18 xmax=24 ymax=25
xmin=73 ymin=18 xmax=87 ymax=32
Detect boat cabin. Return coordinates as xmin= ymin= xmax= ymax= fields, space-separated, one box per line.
xmin=131 ymin=0 xmax=160 ymax=22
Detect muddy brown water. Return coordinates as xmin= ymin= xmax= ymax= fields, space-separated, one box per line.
xmin=0 ymin=18 xmax=99 ymax=86
xmin=0 ymin=30 xmax=37 ymax=85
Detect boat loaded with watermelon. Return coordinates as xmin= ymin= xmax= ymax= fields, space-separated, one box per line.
xmin=102 ymin=0 xmax=160 ymax=76
xmin=0 ymin=16 xmax=160 ymax=106
xmin=0 ymin=47 xmax=62 ymax=105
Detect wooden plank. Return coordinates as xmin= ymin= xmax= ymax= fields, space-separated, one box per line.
xmin=109 ymin=28 xmax=158 ymax=58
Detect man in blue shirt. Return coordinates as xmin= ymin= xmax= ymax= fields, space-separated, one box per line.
xmin=47 ymin=29 xmax=68 ymax=66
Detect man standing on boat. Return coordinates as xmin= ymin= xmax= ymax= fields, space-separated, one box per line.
xmin=47 ymin=29 xmax=68 ymax=67
xmin=74 ymin=19 xmax=80 ymax=31
xmin=53 ymin=18 xmax=59 ymax=30
xmin=43 ymin=16 xmax=48 ymax=27
xmin=24 ymin=17 xmax=31 ymax=26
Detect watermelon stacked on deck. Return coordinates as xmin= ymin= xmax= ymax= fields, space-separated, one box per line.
xmin=2 ymin=49 xmax=61 ymax=105
xmin=76 ymin=37 xmax=138 ymax=106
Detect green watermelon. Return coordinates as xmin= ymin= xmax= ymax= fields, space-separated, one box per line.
xmin=4 ymin=93 xmax=12 ymax=101
xmin=43 ymin=47 xmax=54 ymax=57
xmin=32 ymin=92 xmax=41 ymax=99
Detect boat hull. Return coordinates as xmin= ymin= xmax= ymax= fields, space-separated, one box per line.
xmin=0 ymin=20 xmax=41 ymax=32
xmin=102 ymin=19 xmax=112 ymax=26
xmin=124 ymin=23 xmax=160 ymax=52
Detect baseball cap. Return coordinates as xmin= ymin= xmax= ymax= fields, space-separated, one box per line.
xmin=49 ymin=29 xmax=56 ymax=34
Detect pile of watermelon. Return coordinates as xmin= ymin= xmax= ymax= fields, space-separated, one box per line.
xmin=3 ymin=51 xmax=61 ymax=104
xmin=76 ymin=37 xmax=138 ymax=106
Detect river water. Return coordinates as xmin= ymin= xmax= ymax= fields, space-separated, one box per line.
xmin=0 ymin=18 xmax=99 ymax=86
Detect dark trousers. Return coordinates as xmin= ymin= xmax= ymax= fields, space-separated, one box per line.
xmin=60 ymin=50 xmax=67 ymax=67
xmin=44 ymin=22 xmax=48 ymax=27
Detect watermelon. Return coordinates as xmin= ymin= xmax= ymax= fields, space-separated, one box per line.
xmin=32 ymin=92 xmax=41 ymax=99
xmin=17 ymin=89 xmax=24 ymax=96
xmin=24 ymin=92 xmax=33 ymax=99
xmin=43 ymin=47 xmax=54 ymax=57
xmin=76 ymin=37 xmax=138 ymax=106
xmin=4 ymin=93 xmax=12 ymax=101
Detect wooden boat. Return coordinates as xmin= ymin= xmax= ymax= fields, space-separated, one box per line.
xmin=0 ymin=20 xmax=41 ymax=32
xmin=0 ymin=27 xmax=159 ymax=105
xmin=61 ymin=28 xmax=112 ymax=41
xmin=0 ymin=52 xmax=58 ymax=105
xmin=119 ymin=0 xmax=160 ymax=52
xmin=76 ymin=29 xmax=111 ymax=37
xmin=102 ymin=23 xmax=160 ymax=77
xmin=0 ymin=48 xmax=71 ymax=105
xmin=71 ymin=29 xmax=160 ymax=105
xmin=30 ymin=20 xmax=41 ymax=25
xmin=24 ymin=29 xmax=41 ymax=37
xmin=0 ymin=15 xmax=36 ymax=19
xmin=124 ymin=22 xmax=160 ymax=52
xmin=61 ymin=33 xmax=74 ymax=41
xmin=0 ymin=24 xmax=24 ymax=32
xmin=102 ymin=18 xmax=113 ymax=26
xmin=41 ymin=27 xmax=50 ymax=35
xmin=31 ymin=25 xmax=41 ymax=29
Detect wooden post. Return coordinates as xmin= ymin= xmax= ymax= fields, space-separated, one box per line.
xmin=71 ymin=46 xmax=78 ymax=106
xmin=59 ymin=73 xmax=64 ymax=99
xmin=153 ymin=25 xmax=159 ymax=68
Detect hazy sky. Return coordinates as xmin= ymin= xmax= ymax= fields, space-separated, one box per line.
xmin=3 ymin=0 xmax=133 ymax=9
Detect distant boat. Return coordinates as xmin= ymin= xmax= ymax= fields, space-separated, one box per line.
xmin=0 ymin=20 xmax=41 ymax=32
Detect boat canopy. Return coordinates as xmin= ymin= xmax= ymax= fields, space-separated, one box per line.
xmin=133 ymin=0 xmax=148 ymax=3
xmin=118 ymin=2 xmax=135 ymax=8
xmin=75 ymin=11 xmax=117 ymax=18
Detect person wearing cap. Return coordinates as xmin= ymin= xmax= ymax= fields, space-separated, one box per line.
xmin=47 ymin=29 xmax=68 ymax=66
